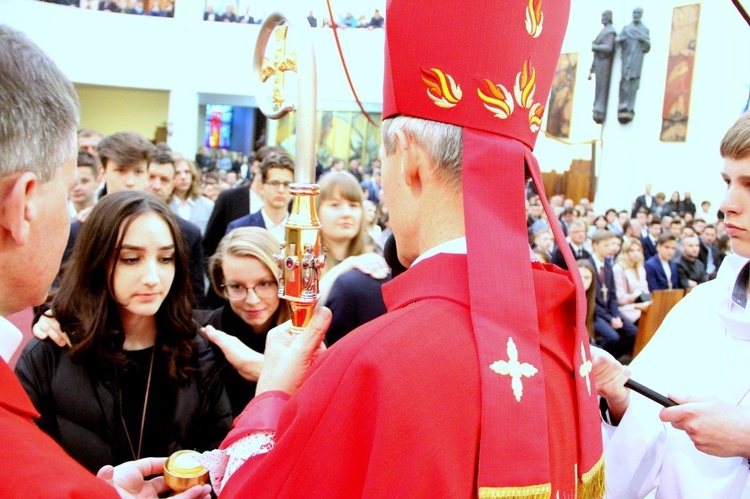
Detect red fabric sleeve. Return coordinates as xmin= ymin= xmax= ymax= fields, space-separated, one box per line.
xmin=219 ymin=391 xmax=290 ymax=450
xmin=219 ymin=292 xmax=481 ymax=498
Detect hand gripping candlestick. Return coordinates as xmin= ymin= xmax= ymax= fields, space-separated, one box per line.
xmin=253 ymin=11 xmax=324 ymax=334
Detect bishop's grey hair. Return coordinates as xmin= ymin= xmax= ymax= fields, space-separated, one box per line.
xmin=381 ymin=116 xmax=463 ymax=191
xmin=0 ymin=25 xmax=79 ymax=182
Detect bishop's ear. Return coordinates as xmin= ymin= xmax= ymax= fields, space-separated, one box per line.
xmin=0 ymin=172 xmax=38 ymax=246
xmin=393 ymin=129 xmax=427 ymax=190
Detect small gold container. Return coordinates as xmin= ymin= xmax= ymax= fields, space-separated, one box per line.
xmin=164 ymin=450 xmax=209 ymax=492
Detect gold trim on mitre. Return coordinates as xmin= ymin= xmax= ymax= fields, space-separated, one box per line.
xmin=577 ymin=456 xmax=605 ymax=499
xmin=478 ymin=483 xmax=551 ymax=499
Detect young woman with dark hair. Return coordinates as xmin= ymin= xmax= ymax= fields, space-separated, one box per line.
xmin=16 ymin=191 xmax=231 ymax=473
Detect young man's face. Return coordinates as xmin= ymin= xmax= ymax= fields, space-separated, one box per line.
xmin=261 ymin=167 xmax=294 ymax=211
xmin=69 ymin=165 xmax=100 ymax=206
xmin=702 ymin=227 xmax=717 ymax=245
xmin=174 ymin=160 xmax=193 ymax=194
xmin=593 ymin=238 xmax=615 ymax=259
xmin=100 ymin=159 xmax=148 ymax=193
xmin=682 ymin=238 xmax=700 ymax=259
xmin=657 ymin=240 xmax=677 ymax=262
xmin=720 ymin=157 xmax=750 ymax=258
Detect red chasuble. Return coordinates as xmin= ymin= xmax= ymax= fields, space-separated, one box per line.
xmin=221 ymin=253 xmax=585 ymax=497
xmin=0 ymin=360 xmax=118 ymax=498
xmin=380 ymin=1 xmax=603 ymax=495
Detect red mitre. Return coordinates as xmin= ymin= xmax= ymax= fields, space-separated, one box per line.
xmin=383 ymin=1 xmax=604 ymax=497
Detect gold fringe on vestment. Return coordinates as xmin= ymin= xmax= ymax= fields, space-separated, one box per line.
xmin=577 ymin=456 xmax=605 ymax=499
xmin=478 ymin=483 xmax=551 ymax=499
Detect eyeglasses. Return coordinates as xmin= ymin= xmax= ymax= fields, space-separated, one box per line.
xmin=265 ymin=180 xmax=293 ymax=190
xmin=221 ymin=280 xmax=278 ymax=300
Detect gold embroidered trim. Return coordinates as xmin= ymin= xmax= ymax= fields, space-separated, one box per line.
xmin=577 ymin=456 xmax=605 ymax=499
xmin=478 ymin=484 xmax=551 ymax=499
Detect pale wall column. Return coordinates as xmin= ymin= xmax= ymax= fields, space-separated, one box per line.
xmin=167 ymin=89 xmax=200 ymax=157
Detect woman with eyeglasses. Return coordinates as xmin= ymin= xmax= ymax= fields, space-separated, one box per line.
xmin=197 ymin=227 xmax=290 ymax=415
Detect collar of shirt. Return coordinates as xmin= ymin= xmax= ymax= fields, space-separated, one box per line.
xmin=412 ymin=237 xmax=467 ymax=267
xmin=170 ymin=196 xmax=195 ymax=208
xmin=261 ymin=209 xmax=289 ymax=230
xmin=0 ymin=316 xmax=23 ymax=363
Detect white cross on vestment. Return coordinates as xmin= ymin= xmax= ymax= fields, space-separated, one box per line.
xmin=578 ymin=342 xmax=593 ymax=396
xmin=489 ymin=337 xmax=538 ymax=402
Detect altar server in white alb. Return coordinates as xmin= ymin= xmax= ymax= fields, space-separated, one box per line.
xmin=593 ymin=111 xmax=750 ymax=498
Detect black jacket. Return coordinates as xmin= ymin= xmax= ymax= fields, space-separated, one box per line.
xmin=202 ymin=187 xmax=251 ymax=262
xmin=324 ymin=269 xmax=389 ymax=346
xmin=194 ymin=306 xmax=271 ymax=416
xmin=698 ymin=240 xmax=722 ymax=278
xmin=550 ymin=243 xmax=591 ymax=271
xmin=675 ymin=255 xmax=706 ymax=289
xmin=15 ymin=334 xmax=231 ymax=473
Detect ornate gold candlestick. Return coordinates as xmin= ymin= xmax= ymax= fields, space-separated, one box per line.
xmin=254 ymin=11 xmax=323 ymax=333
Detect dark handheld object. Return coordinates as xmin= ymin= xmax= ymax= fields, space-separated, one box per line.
xmin=626 ymin=379 xmax=678 ymax=407
xmin=384 ymin=233 xmax=407 ymax=278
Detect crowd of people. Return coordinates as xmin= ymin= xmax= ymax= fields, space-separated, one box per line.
xmin=39 ymin=0 xmax=175 ymax=16
xmin=202 ymin=6 xmax=385 ymax=30
xmin=527 ymin=186 xmax=730 ymax=360
xmin=38 ymin=0 xmax=388 ymax=28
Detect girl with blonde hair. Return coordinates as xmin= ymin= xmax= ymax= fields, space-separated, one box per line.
xmin=613 ymin=237 xmax=651 ymax=324
xmin=200 ymin=227 xmax=290 ymax=414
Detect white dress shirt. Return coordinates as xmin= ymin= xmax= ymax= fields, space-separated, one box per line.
xmin=0 ymin=315 xmax=23 ymax=363
xmin=261 ymin=209 xmax=289 ymax=243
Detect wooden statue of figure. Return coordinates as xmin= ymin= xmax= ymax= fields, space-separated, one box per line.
xmin=616 ymin=7 xmax=650 ymax=124
xmin=589 ymin=10 xmax=616 ymax=124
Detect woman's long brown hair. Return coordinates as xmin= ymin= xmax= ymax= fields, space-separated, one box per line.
xmin=55 ymin=191 xmax=197 ymax=382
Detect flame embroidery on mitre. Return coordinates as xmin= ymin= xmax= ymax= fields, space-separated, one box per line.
xmin=477 ymin=79 xmax=515 ymax=119
xmin=421 ymin=67 xmax=462 ymax=109
xmin=514 ymin=60 xmax=537 ymax=109
xmin=525 ymin=0 xmax=544 ymax=38
xmin=529 ymin=102 xmax=544 ymax=133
